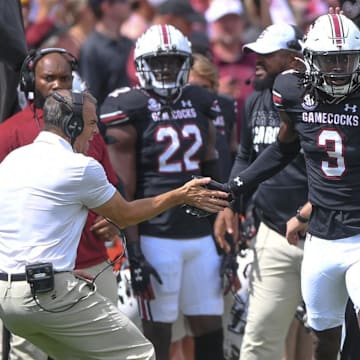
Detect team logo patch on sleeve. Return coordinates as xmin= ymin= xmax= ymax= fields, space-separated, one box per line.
xmin=148 ymin=98 xmax=161 ymax=112
xmin=301 ymin=93 xmax=318 ymax=111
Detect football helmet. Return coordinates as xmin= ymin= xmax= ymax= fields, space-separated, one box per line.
xmin=134 ymin=24 xmax=192 ymax=98
xmin=303 ymin=14 xmax=360 ymax=97
xmin=117 ymin=267 xmax=139 ymax=320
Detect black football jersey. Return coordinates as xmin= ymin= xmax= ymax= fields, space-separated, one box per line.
xmin=273 ymin=71 xmax=360 ymax=239
xmin=100 ymin=85 xmax=220 ymax=238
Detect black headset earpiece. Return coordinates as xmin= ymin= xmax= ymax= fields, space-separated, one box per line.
xmin=51 ymin=91 xmax=84 ymax=142
xmin=66 ymin=91 xmax=84 ymax=141
xmin=20 ymin=48 xmax=78 ymax=98
xmin=286 ymin=25 xmax=304 ymax=52
xmin=20 ymin=49 xmax=38 ymax=96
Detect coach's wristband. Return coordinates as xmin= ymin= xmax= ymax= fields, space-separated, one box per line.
xmin=296 ymin=206 xmax=309 ymax=224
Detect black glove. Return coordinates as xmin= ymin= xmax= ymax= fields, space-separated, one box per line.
xmin=220 ymin=251 xmax=241 ymax=295
xmin=127 ymin=242 xmax=162 ymax=300
xmin=238 ymin=208 xmax=258 ymax=250
xmin=183 ymin=177 xmax=232 ymax=218
xmin=220 ymin=234 xmax=240 ymax=295
xmin=228 ymin=176 xmax=245 ymax=196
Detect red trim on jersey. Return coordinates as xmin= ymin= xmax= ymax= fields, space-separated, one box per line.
xmin=272 ymin=91 xmax=283 ymax=106
xmin=161 ymin=24 xmax=169 ymax=46
xmin=100 ymin=112 xmax=127 ymax=124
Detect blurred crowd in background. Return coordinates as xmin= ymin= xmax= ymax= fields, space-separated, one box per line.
xmin=4 ymin=0 xmax=360 ymax=130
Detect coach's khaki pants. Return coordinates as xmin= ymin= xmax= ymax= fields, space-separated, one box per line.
xmin=5 ymin=261 xmax=119 ymax=360
xmin=240 ymin=222 xmax=304 ymax=360
xmin=0 ymin=272 xmax=154 ymax=360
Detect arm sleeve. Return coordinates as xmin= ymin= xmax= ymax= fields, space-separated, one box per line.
xmin=229 ymin=137 xmax=300 ymax=194
xmin=229 ymin=97 xmax=256 ymax=180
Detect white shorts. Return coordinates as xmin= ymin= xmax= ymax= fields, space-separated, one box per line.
xmin=138 ymin=235 xmax=224 ymax=322
xmin=302 ymin=233 xmax=360 ymax=331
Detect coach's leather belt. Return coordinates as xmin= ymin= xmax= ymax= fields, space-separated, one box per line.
xmin=0 ymin=273 xmax=27 ymax=281
xmin=0 ymin=271 xmax=68 ymax=282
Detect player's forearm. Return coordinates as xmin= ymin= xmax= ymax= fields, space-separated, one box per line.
xmin=93 ymin=190 xmax=180 ymax=229
xmin=229 ymin=145 xmax=253 ymax=181
xmin=229 ymin=137 xmax=300 ymax=195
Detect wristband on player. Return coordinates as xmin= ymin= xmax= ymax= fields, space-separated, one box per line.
xmin=296 ymin=206 xmax=309 ymax=223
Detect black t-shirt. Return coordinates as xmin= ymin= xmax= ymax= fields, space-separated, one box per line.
xmin=273 ymin=71 xmax=360 ymax=239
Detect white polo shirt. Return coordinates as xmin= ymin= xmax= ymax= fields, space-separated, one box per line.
xmin=0 ymin=131 xmax=116 ymax=273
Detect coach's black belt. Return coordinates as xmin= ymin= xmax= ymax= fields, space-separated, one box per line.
xmin=0 ymin=271 xmax=68 ymax=282
xmin=0 ymin=273 xmax=27 ymax=281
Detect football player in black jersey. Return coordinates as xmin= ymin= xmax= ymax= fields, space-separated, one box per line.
xmin=215 ymin=13 xmax=360 ymax=360
xmin=100 ymin=24 xmax=226 ymax=360
xmin=213 ymin=23 xmax=313 ymax=360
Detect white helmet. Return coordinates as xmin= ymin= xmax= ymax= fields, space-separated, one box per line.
xmin=303 ymin=14 xmax=360 ymax=97
xmin=134 ymin=24 xmax=192 ymax=97
xmin=117 ymin=268 xmax=139 ymax=321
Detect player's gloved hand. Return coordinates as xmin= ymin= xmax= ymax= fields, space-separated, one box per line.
xmin=183 ymin=176 xmax=232 ymax=218
xmin=220 ymin=251 xmax=241 ymax=295
xmin=127 ymin=242 xmax=162 ymax=300
xmin=238 ymin=207 xmax=258 ymax=249
xmin=220 ymin=234 xmax=241 ymax=295
xmin=228 ymin=176 xmax=245 ymax=196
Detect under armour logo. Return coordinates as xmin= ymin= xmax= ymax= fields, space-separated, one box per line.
xmin=233 ymin=177 xmax=243 ymax=187
xmin=181 ymin=100 xmax=192 ymax=107
xmin=134 ymin=268 xmax=143 ymax=282
xmin=344 ymin=103 xmax=357 ymax=112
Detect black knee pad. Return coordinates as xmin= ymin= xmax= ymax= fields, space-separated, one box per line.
xmin=194 ymin=328 xmax=224 ymax=360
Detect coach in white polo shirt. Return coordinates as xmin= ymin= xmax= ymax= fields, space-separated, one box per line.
xmin=0 ymin=89 xmax=229 ymax=360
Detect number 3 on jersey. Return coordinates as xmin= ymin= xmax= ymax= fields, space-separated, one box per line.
xmin=157 ymin=124 xmax=203 ymax=173
xmin=318 ymin=129 xmax=345 ymax=178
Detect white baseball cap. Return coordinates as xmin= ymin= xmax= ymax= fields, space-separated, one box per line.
xmin=243 ymin=23 xmax=303 ymax=54
xmin=205 ymin=0 xmax=243 ymax=23
xmin=147 ymin=0 xmax=167 ymax=6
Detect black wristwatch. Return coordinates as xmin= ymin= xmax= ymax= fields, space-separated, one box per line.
xmin=296 ymin=206 xmax=309 ymax=224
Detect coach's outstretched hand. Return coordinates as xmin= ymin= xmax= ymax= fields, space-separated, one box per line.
xmin=182 ymin=177 xmax=232 ymax=218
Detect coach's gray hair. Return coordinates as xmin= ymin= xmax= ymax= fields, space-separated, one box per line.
xmin=43 ymin=90 xmax=96 ymax=133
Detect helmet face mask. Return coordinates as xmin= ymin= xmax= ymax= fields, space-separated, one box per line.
xmin=134 ymin=24 xmax=192 ymax=98
xmin=146 ymin=54 xmax=187 ymax=83
xmin=304 ymin=14 xmax=360 ymax=98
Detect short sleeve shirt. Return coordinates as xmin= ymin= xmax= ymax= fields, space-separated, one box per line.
xmin=0 ymin=131 xmax=116 ymax=273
